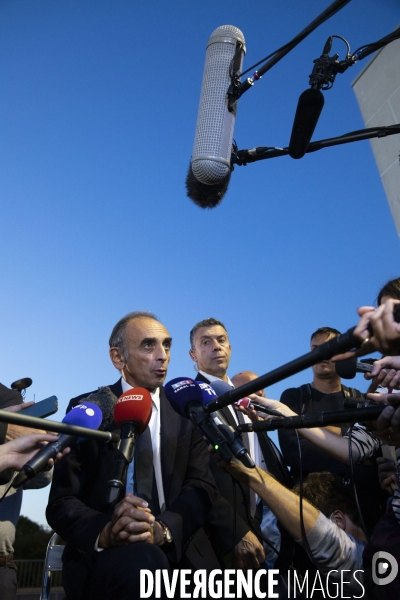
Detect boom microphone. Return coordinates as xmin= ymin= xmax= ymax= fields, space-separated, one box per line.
xmin=107 ymin=388 xmax=152 ymax=503
xmin=288 ymin=37 xmax=335 ymax=159
xmin=186 ymin=25 xmax=245 ymax=208
xmin=12 ymin=402 xmax=103 ymax=488
xmin=288 ymin=88 xmax=324 ymax=159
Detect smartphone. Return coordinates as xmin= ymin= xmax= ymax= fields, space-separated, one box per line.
xmin=20 ymin=396 xmax=58 ymax=419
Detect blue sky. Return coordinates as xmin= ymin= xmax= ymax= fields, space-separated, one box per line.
xmin=1 ymin=0 xmax=399 ymax=526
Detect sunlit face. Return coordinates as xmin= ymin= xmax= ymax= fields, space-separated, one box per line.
xmin=311 ymin=333 xmax=338 ymax=379
xmin=189 ymin=325 xmax=231 ymax=379
xmin=109 ymin=317 xmax=172 ymax=392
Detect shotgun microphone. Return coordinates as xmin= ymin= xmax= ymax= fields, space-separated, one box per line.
xmin=186 ymin=25 xmax=245 ymax=208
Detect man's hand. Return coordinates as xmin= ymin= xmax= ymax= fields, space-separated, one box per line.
xmin=0 ymin=433 xmax=69 ymax=473
xmin=214 ymin=453 xmax=258 ymax=487
xmin=366 ymin=393 xmax=400 ymax=445
xmin=4 ymin=402 xmax=34 ymax=414
xmin=98 ymin=494 xmax=155 ymax=548
xmin=4 ymin=402 xmax=46 ymax=443
xmin=237 ymin=394 xmax=295 ymax=422
xmin=376 ymin=457 xmax=398 ymax=495
xmin=334 ymin=301 xmax=400 ymax=360
xmin=365 ymin=356 xmax=400 ymax=391
xmin=235 ymin=530 xmax=265 ymax=570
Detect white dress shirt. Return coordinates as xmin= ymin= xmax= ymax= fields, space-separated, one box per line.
xmin=122 ymin=377 xmax=165 ymax=512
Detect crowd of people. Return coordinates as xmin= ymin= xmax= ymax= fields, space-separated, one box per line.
xmin=1 ymin=277 xmax=400 ymax=599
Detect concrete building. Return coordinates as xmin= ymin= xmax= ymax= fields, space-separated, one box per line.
xmin=352 ymin=37 xmax=400 ymax=237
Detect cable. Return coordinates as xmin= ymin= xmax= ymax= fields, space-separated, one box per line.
xmin=241 ymin=43 xmax=292 ymax=78
xmin=237 ymin=477 xmax=281 ymax=557
xmin=353 ymin=26 xmax=400 ymax=58
xmin=347 ymin=424 xmax=371 ymax=544
xmin=331 ymin=34 xmax=351 ymax=56
xmin=296 ymin=431 xmax=322 ymax=571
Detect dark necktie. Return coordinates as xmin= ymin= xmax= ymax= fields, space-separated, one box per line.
xmin=134 ymin=425 xmax=160 ymax=515
xmin=235 ymin=408 xmax=257 ymax=517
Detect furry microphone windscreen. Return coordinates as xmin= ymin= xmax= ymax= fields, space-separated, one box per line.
xmin=185 ymin=163 xmax=231 ymax=209
xmin=81 ymin=386 xmax=118 ymax=429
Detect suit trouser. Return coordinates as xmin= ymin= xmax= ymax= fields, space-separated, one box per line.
xmin=0 ymin=565 xmax=17 ymax=600
xmin=83 ymin=543 xmax=170 ymax=600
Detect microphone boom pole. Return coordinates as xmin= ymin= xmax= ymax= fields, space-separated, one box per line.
xmin=205 ymin=303 xmax=400 ymax=413
xmin=237 ymin=405 xmax=384 ymax=432
xmin=204 ymin=326 xmax=360 ymax=412
xmin=232 ymin=124 xmax=400 ymax=165
xmin=0 ymin=406 xmax=119 ymax=443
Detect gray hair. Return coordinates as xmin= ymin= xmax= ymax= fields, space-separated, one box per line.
xmin=109 ymin=311 xmax=158 ymax=360
xmin=189 ymin=317 xmax=228 ymax=349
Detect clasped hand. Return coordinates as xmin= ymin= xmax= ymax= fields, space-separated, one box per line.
xmin=99 ymin=493 xmax=164 ymax=548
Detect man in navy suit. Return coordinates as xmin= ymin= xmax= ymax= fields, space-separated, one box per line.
xmin=47 ymin=311 xmax=218 ymax=600
xmin=189 ymin=317 xmax=293 ymax=571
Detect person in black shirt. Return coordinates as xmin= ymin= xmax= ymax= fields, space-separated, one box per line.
xmin=278 ymin=326 xmax=384 ymax=534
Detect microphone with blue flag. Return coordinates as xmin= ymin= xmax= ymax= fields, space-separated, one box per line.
xmin=12 ymin=402 xmax=103 ymax=488
xmin=165 ymin=378 xmax=254 ymax=467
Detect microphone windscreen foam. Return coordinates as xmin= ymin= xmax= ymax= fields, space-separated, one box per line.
xmin=164 ymin=377 xmax=203 ymax=417
xmin=186 ymin=162 xmax=231 ymax=208
xmin=289 ymin=88 xmax=324 ymax=159
xmin=64 ymin=402 xmax=103 ymax=430
xmin=113 ymin=388 xmax=152 ymax=433
xmin=82 ymin=386 xmax=118 ymax=429
xmin=335 ymin=357 xmax=357 ymax=379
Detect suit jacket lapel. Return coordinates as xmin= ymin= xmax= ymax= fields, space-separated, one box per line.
xmin=108 ymin=379 xmax=123 ymax=398
xmin=159 ymin=387 xmax=180 ymax=503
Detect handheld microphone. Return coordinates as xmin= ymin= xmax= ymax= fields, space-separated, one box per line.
xmin=186 ymin=25 xmax=245 ymax=208
xmin=335 ymin=357 xmax=375 ymax=379
xmin=197 ymin=380 xmax=254 ymax=468
xmin=164 ymin=377 xmax=235 ymax=464
xmin=107 ymin=388 xmax=152 ymax=504
xmin=12 ymin=402 xmax=103 ymax=488
xmin=236 ymin=397 xmax=283 ymax=418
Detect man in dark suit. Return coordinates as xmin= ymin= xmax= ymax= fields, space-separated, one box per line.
xmin=189 ymin=317 xmax=293 ymax=571
xmin=46 ymin=311 xmax=218 ymax=600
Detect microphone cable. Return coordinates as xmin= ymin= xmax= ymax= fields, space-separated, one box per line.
xmin=236 ymin=472 xmax=282 ymax=559
xmin=238 ymin=0 xmax=351 ymax=80
xmin=347 ymin=424 xmax=371 ymax=544
xmin=296 ymin=430 xmax=322 ymax=572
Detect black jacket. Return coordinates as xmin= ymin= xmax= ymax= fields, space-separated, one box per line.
xmin=46 ymin=379 xmax=219 ymax=599
xmin=196 ymin=373 xmax=293 ymax=565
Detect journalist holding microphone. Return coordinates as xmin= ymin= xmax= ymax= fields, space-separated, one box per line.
xmin=0 ymin=381 xmax=70 ymax=600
